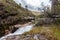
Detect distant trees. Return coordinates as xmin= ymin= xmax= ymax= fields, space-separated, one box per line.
xmin=40 ymin=2 xmax=52 ymax=18
xmin=41 ymin=0 xmax=60 ymax=18
xmin=25 ymin=5 xmax=28 ymax=9
xmin=51 ymin=0 xmax=59 ymax=14
xmin=35 ymin=0 xmax=60 ymax=25
xmin=19 ymin=3 xmax=21 ymax=6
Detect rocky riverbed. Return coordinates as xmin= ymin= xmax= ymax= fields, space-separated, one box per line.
xmin=0 ymin=33 xmax=57 ymax=40
xmin=0 ymin=26 xmax=58 ymax=40
xmin=0 ymin=22 xmax=34 ymax=40
xmin=0 ymin=34 xmax=48 ymax=40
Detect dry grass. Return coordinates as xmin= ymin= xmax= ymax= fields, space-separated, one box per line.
xmin=23 ymin=25 xmax=60 ymax=40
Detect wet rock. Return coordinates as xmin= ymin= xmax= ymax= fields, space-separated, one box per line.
xmin=1 ymin=33 xmax=57 ymax=40
xmin=5 ymin=35 xmax=20 ymax=40
xmin=34 ymin=34 xmax=39 ymax=40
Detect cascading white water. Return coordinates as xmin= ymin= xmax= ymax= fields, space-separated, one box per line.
xmin=13 ymin=25 xmax=33 ymax=34
xmin=0 ymin=24 xmax=34 ymax=40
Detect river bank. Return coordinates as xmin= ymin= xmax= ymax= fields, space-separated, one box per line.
xmin=0 ymin=25 xmax=60 ymax=40
xmin=0 ymin=22 xmax=34 ymax=40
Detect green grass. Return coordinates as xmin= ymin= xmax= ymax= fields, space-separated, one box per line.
xmin=23 ymin=25 xmax=60 ymax=40
xmin=50 ymin=27 xmax=60 ymax=40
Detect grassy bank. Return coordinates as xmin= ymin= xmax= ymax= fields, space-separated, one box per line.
xmin=23 ymin=25 xmax=60 ymax=40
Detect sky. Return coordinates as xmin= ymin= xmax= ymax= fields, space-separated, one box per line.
xmin=14 ymin=0 xmax=51 ymax=11
xmin=25 ymin=0 xmax=51 ymax=7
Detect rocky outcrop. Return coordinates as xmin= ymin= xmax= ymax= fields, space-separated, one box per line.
xmin=35 ymin=18 xmax=54 ymax=26
xmin=35 ymin=17 xmax=60 ymax=26
xmin=1 ymin=33 xmax=57 ymax=40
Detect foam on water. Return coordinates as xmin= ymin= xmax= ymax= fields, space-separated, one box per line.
xmin=0 ymin=24 xmax=33 ymax=40
xmin=13 ymin=25 xmax=33 ymax=34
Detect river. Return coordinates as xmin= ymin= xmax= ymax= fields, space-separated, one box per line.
xmin=0 ymin=24 xmax=34 ymax=40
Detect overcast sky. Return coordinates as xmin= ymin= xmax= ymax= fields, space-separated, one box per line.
xmin=25 ymin=0 xmax=51 ymax=7
xmin=14 ymin=0 xmax=51 ymax=11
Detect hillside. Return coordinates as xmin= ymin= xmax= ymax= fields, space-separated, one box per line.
xmin=32 ymin=11 xmax=44 ymax=16
xmin=0 ymin=0 xmax=34 ymax=37
xmin=0 ymin=0 xmax=35 ymax=25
